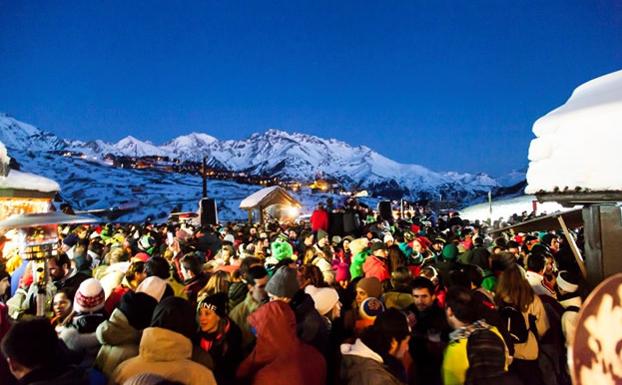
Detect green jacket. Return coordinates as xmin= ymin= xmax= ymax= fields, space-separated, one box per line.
xmin=350 ymin=250 xmax=370 ymax=281
xmin=229 ymin=292 xmax=262 ymax=351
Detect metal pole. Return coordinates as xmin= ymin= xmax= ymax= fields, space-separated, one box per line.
xmin=488 ymin=190 xmax=492 ymax=225
xmin=202 ymin=157 xmax=207 ymax=198
xmin=557 ymin=215 xmax=587 ymax=279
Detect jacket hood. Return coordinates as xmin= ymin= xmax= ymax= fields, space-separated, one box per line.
xmin=139 ymin=327 xmax=193 ymax=361
xmin=96 ymin=308 xmax=140 ymax=345
xmin=340 ymin=338 xmax=383 ymax=363
xmin=248 ymin=301 xmax=298 ymax=359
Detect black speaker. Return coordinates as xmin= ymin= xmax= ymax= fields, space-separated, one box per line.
xmin=199 ymin=198 xmax=218 ymax=226
xmin=329 ymin=212 xmax=344 ymax=236
xmin=378 ymin=201 xmax=393 ymax=222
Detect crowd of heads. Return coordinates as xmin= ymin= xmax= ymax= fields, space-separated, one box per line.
xmin=0 ymin=200 xmax=587 ymax=385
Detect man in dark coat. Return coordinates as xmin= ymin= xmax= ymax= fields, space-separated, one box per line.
xmin=1 ymin=318 xmax=89 ymax=385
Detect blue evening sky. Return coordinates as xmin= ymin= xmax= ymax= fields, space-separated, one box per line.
xmin=1 ymin=1 xmax=620 ymax=176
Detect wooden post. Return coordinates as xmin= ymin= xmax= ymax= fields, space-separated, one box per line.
xmin=557 ymin=215 xmax=587 ymax=279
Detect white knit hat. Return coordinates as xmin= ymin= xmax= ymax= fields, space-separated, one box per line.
xmin=74 ymin=278 xmax=105 ymax=313
xmin=305 ymin=285 xmax=340 ymax=316
xmin=137 ymin=276 xmax=167 ymax=302
xmin=223 ymin=234 xmax=235 ymax=243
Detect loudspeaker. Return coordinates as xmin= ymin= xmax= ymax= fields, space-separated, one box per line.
xmin=329 ymin=212 xmax=344 ymax=236
xmin=343 ymin=211 xmax=359 ymax=235
xmin=378 ymin=201 xmax=393 ymax=222
xmin=199 ymin=198 xmax=218 ymax=226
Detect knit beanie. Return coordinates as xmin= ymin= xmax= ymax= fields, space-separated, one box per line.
xmin=359 ymin=297 xmax=385 ymax=321
xmin=442 ymin=244 xmax=459 ymax=261
xmin=305 ymin=285 xmax=340 ymax=316
xmin=270 ymin=240 xmax=295 ymax=261
xmin=132 ymin=252 xmax=150 ymax=263
xmin=198 ymin=292 xmax=228 ymax=318
xmin=151 ymin=296 xmax=196 ymax=340
xmin=357 ymin=277 xmax=383 ymax=298
xmin=223 ymin=234 xmax=235 ymax=244
xmin=466 ymin=328 xmax=507 ymax=380
xmin=317 ymin=230 xmax=328 ymax=242
xmin=265 ymin=266 xmax=299 ymax=299
xmin=118 ymin=291 xmax=158 ymax=330
xmin=137 ymin=276 xmax=167 ymax=303
xmin=74 ymin=278 xmax=105 ymax=313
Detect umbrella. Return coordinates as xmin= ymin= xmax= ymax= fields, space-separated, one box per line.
xmin=0 ymin=212 xmax=100 ymax=229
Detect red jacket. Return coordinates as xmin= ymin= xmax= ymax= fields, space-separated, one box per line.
xmin=363 ymin=255 xmax=391 ymax=282
xmin=310 ymin=209 xmax=329 ymax=232
xmin=236 ymin=301 xmax=326 ymax=385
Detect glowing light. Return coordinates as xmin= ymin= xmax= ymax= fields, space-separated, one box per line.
xmin=0 ymin=198 xmax=51 ymax=222
xmin=285 ymin=206 xmax=300 ymax=218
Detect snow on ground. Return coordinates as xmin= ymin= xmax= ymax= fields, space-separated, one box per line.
xmin=460 ymin=195 xmax=579 ymax=222
xmin=9 ymin=149 xmax=372 ymax=223
xmin=526 ymin=69 xmax=622 ymax=194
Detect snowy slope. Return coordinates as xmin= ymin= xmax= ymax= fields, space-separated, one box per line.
xmin=8 ymin=147 xmax=372 ymax=222
xmin=0 ymin=113 xmax=510 ymax=201
xmin=0 ymin=113 xmax=65 ymax=151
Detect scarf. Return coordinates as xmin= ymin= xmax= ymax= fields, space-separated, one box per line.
xmin=449 ymin=319 xmax=490 ymax=342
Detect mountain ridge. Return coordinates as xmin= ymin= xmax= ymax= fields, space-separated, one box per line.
xmin=0 ymin=112 xmax=525 ymax=201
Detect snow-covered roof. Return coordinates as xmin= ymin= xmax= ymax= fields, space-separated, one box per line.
xmin=0 ymin=169 xmax=60 ymax=194
xmin=526 ymin=69 xmax=622 ymax=194
xmin=460 ymin=195 xmax=578 ymax=222
xmin=240 ymin=186 xmax=301 ymax=209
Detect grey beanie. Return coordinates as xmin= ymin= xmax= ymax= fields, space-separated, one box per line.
xmin=265 ymin=266 xmax=299 ymax=298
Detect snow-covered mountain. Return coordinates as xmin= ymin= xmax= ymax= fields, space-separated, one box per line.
xmin=0 ymin=113 xmax=521 ymax=202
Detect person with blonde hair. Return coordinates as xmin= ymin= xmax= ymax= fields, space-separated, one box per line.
xmin=495 ymin=264 xmax=549 ymax=385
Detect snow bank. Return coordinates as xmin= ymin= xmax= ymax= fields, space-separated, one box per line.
xmin=526 ymin=69 xmax=622 ymax=194
xmin=460 ymin=195 xmax=576 ymax=222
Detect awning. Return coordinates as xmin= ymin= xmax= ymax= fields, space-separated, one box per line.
xmin=490 ymin=208 xmax=583 ymax=234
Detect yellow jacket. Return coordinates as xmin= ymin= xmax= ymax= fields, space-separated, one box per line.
xmin=442 ymin=325 xmax=509 ymax=385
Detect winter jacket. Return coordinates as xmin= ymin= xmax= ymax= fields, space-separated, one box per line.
xmin=311 ymin=253 xmax=336 ymax=284
xmin=229 ymin=292 xmax=262 ymax=351
xmin=340 ymin=339 xmax=403 ymax=385
xmin=510 ymin=294 xmax=550 ymax=360
xmin=14 ymin=366 xmax=89 ymax=385
xmin=442 ymin=322 xmax=509 ymax=385
xmin=383 ymin=290 xmax=415 ymax=310
xmin=525 ymin=271 xmax=557 ymax=299
xmin=58 ymin=312 xmax=107 ymax=369
xmin=195 ymin=318 xmax=243 ymax=385
xmin=236 ymin=301 xmax=326 ymax=385
xmin=559 ymin=296 xmax=581 ymax=346
xmin=291 ymin=290 xmax=330 ymax=354
xmin=110 ymin=327 xmax=216 ymax=385
xmin=363 ymin=255 xmax=390 ymax=282
xmin=228 ymin=280 xmax=248 ymax=309
xmin=350 ymin=250 xmax=369 ymax=280
xmin=94 ymin=309 xmax=141 ymax=378
xmin=311 ymin=209 xmax=329 ymax=232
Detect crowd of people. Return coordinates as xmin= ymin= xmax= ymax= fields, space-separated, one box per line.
xmin=0 ymin=200 xmax=587 ymax=385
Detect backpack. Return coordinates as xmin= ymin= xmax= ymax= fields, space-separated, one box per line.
xmin=499 ymin=304 xmax=530 ymax=344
